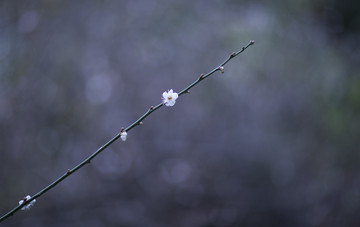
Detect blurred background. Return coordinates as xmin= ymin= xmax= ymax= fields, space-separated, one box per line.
xmin=1 ymin=0 xmax=360 ymax=226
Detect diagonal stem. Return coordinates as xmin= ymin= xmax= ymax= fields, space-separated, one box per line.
xmin=0 ymin=40 xmax=254 ymax=222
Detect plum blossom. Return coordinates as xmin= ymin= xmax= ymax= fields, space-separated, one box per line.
xmin=19 ymin=195 xmax=36 ymax=210
xmin=219 ymin=66 xmax=224 ymax=73
xmin=162 ymin=89 xmax=178 ymax=107
xmin=120 ymin=131 xmax=127 ymax=141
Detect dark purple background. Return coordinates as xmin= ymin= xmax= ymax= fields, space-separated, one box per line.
xmin=1 ymin=0 xmax=360 ymax=226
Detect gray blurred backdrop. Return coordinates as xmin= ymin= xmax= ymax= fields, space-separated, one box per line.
xmin=1 ymin=0 xmax=360 ymax=226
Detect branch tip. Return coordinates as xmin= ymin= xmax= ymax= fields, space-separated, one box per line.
xmin=250 ymin=40 xmax=255 ymax=45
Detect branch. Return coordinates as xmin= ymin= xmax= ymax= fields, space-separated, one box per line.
xmin=0 ymin=40 xmax=255 ymax=222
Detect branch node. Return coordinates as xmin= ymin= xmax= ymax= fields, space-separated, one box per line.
xmin=120 ymin=127 xmax=125 ymax=132
xmin=230 ymin=52 xmax=236 ymax=58
xmin=139 ymin=121 xmax=143 ymax=125
xmin=67 ymin=169 xmax=71 ymax=174
xmin=150 ymin=106 xmax=154 ymax=110
xmin=186 ymin=90 xmax=191 ymax=94
xmin=199 ymin=74 xmax=204 ymax=79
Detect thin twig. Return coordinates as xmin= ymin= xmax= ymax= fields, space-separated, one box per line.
xmin=0 ymin=40 xmax=254 ymax=222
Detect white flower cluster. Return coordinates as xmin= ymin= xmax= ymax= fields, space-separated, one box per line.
xmin=162 ymin=89 xmax=178 ymax=107
xmin=19 ymin=195 xmax=36 ymax=210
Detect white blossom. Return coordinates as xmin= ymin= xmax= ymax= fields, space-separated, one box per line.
xmin=19 ymin=195 xmax=36 ymax=210
xmin=120 ymin=131 xmax=127 ymax=141
xmin=162 ymin=89 xmax=178 ymax=107
xmin=219 ymin=66 xmax=224 ymax=73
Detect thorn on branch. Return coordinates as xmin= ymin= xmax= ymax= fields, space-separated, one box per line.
xmin=186 ymin=90 xmax=190 ymax=94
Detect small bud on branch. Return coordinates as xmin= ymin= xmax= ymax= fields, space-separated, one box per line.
xmin=120 ymin=131 xmax=127 ymax=141
xmin=219 ymin=66 xmax=224 ymax=73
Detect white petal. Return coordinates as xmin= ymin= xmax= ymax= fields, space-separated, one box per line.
xmin=167 ymin=100 xmax=175 ymax=106
xmin=162 ymin=91 xmax=168 ymax=98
